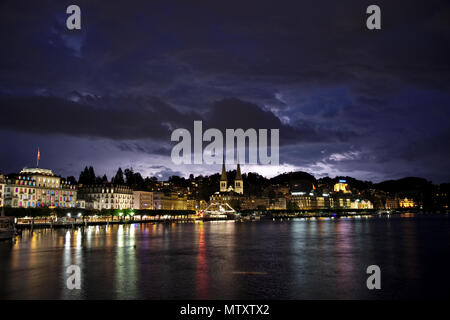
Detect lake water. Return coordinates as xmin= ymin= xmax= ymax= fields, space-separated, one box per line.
xmin=0 ymin=213 xmax=448 ymax=299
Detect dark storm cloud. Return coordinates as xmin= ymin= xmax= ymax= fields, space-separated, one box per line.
xmin=0 ymin=0 xmax=449 ymax=182
xmin=0 ymin=94 xmax=355 ymax=146
xmin=204 ymin=98 xmax=357 ymax=145
xmin=0 ymin=94 xmax=199 ymax=140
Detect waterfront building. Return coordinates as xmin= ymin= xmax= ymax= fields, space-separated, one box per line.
xmin=268 ymin=197 xmax=287 ymax=210
xmin=186 ymin=198 xmax=200 ymax=211
xmin=330 ymin=195 xmax=352 ymax=209
xmin=76 ymin=199 xmax=86 ymax=209
xmin=385 ymin=197 xmax=400 ymax=209
xmin=350 ymin=199 xmax=374 ymax=209
xmin=240 ymin=197 xmax=270 ymax=210
xmin=399 ymin=197 xmax=415 ymax=208
xmin=133 ymin=191 xmax=154 ymax=210
xmin=198 ymin=199 xmax=209 ymax=211
xmin=78 ymin=183 xmax=133 ymax=210
xmin=153 ymin=192 xmax=187 ymax=210
xmin=290 ymin=192 xmax=331 ymax=210
xmin=0 ymin=174 xmax=5 ymax=207
xmin=3 ymin=168 xmax=77 ymax=208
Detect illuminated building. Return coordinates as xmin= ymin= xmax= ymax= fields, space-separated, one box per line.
xmin=350 ymin=199 xmax=374 ymax=209
xmin=234 ymin=162 xmax=244 ymax=194
xmin=399 ymin=197 xmax=415 ymax=208
xmin=186 ymin=199 xmax=199 ymax=211
xmin=133 ymin=191 xmax=154 ymax=210
xmin=385 ymin=197 xmax=415 ymax=209
xmin=240 ymin=197 xmax=270 ymax=210
xmin=290 ymin=192 xmax=330 ymax=209
xmin=220 ymin=162 xmax=227 ymax=192
xmin=385 ymin=198 xmax=400 ymax=209
xmin=334 ymin=180 xmax=351 ymax=193
xmin=0 ymin=174 xmax=5 ymax=207
xmin=78 ymin=183 xmax=133 ymax=210
xmin=153 ymin=192 xmax=187 ymax=210
xmin=210 ymin=191 xmax=242 ymax=204
xmin=3 ymin=168 xmax=77 ymax=208
xmin=268 ymin=198 xmax=287 ymax=210
xmin=219 ymin=160 xmax=244 ymax=194
xmin=330 ymin=196 xmax=352 ymax=209
xmin=76 ymin=199 xmax=86 ymax=209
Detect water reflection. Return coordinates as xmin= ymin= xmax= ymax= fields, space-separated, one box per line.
xmin=195 ymin=222 xmax=209 ymax=298
xmin=0 ymin=214 xmax=448 ymax=299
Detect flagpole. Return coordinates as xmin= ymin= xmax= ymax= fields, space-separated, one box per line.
xmin=37 ymin=147 xmax=40 ymax=168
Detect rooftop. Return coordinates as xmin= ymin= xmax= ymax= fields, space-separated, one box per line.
xmin=20 ymin=167 xmax=55 ymax=176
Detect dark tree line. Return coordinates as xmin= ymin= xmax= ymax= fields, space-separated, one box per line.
xmin=78 ymin=166 xmax=157 ymax=191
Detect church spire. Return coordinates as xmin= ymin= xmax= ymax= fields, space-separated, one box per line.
xmin=220 ymin=154 xmax=227 ymax=181
xmin=235 ymin=161 xmax=242 ymax=180
xmin=219 ymin=154 xmax=228 ymax=192
xmin=234 ymin=157 xmax=243 ymax=194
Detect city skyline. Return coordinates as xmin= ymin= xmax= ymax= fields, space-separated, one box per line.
xmin=1 ymin=150 xmax=449 ymax=186
xmin=1 ymin=1 xmax=450 ymax=183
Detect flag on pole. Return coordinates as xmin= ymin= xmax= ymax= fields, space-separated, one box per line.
xmin=37 ymin=147 xmax=40 ymax=167
xmin=37 ymin=148 xmax=40 ymax=160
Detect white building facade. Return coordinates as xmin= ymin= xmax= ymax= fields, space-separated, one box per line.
xmin=78 ymin=183 xmax=133 ymax=210
xmin=0 ymin=174 xmax=5 ymax=208
xmin=133 ymin=191 xmax=154 ymax=210
xmin=3 ymin=168 xmax=77 ymax=208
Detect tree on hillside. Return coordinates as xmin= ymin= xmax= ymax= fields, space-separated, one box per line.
xmin=88 ymin=166 xmax=96 ymax=184
xmin=66 ymin=176 xmax=77 ymax=185
xmin=78 ymin=166 xmax=96 ymax=185
xmin=78 ymin=166 xmax=89 ymax=185
xmin=112 ymin=168 xmax=125 ymax=184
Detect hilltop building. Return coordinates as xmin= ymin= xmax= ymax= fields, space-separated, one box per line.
xmin=334 ymin=180 xmax=351 ymax=193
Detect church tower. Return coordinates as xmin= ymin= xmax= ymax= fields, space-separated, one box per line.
xmin=220 ymin=157 xmax=228 ymax=192
xmin=234 ymin=161 xmax=244 ymax=194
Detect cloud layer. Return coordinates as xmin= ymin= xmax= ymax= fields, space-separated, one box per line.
xmin=0 ymin=0 xmax=449 ymax=182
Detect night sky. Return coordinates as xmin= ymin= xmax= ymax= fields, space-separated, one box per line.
xmin=1 ymin=0 xmax=449 ymax=183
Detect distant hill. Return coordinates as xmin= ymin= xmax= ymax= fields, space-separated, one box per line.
xmin=374 ymin=177 xmax=432 ymax=194
xmin=269 ymin=171 xmax=316 ymax=185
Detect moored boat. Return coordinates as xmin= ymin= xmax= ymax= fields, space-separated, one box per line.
xmin=0 ymin=216 xmax=15 ymax=241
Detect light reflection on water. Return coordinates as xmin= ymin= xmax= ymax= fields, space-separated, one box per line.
xmin=0 ymin=214 xmax=448 ymax=299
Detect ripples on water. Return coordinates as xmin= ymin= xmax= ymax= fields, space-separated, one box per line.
xmin=0 ymin=214 xmax=448 ymax=299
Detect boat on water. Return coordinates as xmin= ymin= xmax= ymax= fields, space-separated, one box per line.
xmin=0 ymin=206 xmax=16 ymax=241
xmin=200 ymin=202 xmax=237 ymax=220
xmin=0 ymin=216 xmax=15 ymax=241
